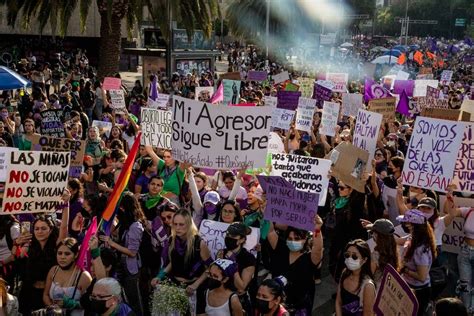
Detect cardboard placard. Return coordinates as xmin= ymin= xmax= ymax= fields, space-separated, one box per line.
xmin=342 ymin=93 xmax=363 ymax=117
xmin=109 ymin=89 xmax=126 ymax=113
xmin=195 ymin=87 xmax=214 ymax=102
xmin=401 ymin=117 xmax=465 ymax=192
xmin=92 ymin=120 xmax=113 ymax=138
xmin=140 ymin=108 xmax=172 ymax=149
xmin=31 ymin=135 xmax=86 ymax=178
xmin=40 ymin=109 xmax=65 ymax=138
xmin=149 ymin=94 xmax=171 ymax=109
xmin=271 ymin=108 xmax=295 ymax=130
xmin=326 ymin=142 xmax=369 ymax=193
xmin=416 ymin=97 xmax=449 ymax=109
xmin=171 ymin=96 xmax=272 ymax=170
xmin=299 ymin=77 xmax=315 ymax=98
xmin=102 ymin=77 xmax=122 ymax=90
xmin=452 ymin=123 xmax=474 ymax=193
xmin=223 ymin=80 xmax=241 ymax=105
xmin=272 ymin=71 xmax=290 ymax=84
xmin=460 ymin=99 xmax=474 ymax=122
xmin=258 ymin=175 xmax=318 ymax=231
xmin=0 ymin=147 xmax=18 ymax=182
xmin=219 ymin=72 xmax=243 ymax=81
xmin=413 ymin=80 xmax=439 ymax=97
xmin=368 ymin=97 xmax=396 ymax=123
xmin=353 ymin=109 xmax=383 ymax=172
xmin=420 ymin=108 xmax=470 ymax=122
xmin=277 ymin=91 xmax=301 ymax=111
xmin=426 ymin=86 xmax=440 ymax=99
xmin=199 ymin=219 xmax=259 ymax=259
xmin=326 ymin=73 xmax=348 ymax=92
xmin=374 ymin=264 xmax=419 ymax=316
xmin=270 ymin=153 xmax=331 ymax=206
xmin=440 ymin=70 xmax=453 ymax=85
xmin=319 ymin=101 xmax=340 ymax=137
xmin=295 ymin=97 xmax=316 ymax=132
xmin=1 ymin=151 xmax=70 ymax=214
xmin=439 ymin=195 xmax=474 ymax=254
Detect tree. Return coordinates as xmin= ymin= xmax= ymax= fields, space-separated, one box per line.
xmin=0 ymin=0 xmax=218 ymax=77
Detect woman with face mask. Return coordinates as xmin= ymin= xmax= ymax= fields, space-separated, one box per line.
xmin=216 ymin=223 xmax=255 ymax=315
xmin=335 ymin=239 xmax=376 ymax=316
xmin=43 ymin=238 xmax=92 ymax=315
xmin=266 ymin=216 xmax=323 ymax=315
xmin=205 ymin=259 xmax=243 ymax=316
xmin=255 ymin=276 xmax=289 ymax=316
xmin=89 ymin=278 xmax=134 ymax=316
xmin=397 ymin=209 xmax=437 ymax=316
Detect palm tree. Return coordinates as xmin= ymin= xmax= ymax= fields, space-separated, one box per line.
xmin=0 ymin=0 xmax=218 ymax=78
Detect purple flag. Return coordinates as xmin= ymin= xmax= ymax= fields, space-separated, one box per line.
xmin=364 ymin=78 xmax=391 ymax=102
xmin=396 ymin=90 xmax=410 ymax=116
xmin=393 ymin=80 xmax=415 ymax=97
xmin=149 ymin=75 xmax=159 ymax=101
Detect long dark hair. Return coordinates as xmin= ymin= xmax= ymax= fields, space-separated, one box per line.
xmin=29 ymin=215 xmax=59 ymax=259
xmin=340 ymin=239 xmax=373 ymax=292
xmin=404 ymin=222 xmax=437 ymax=261
xmin=68 ymin=178 xmax=83 ymax=203
xmin=0 ymin=215 xmax=17 ymax=240
xmin=118 ymin=192 xmax=147 ymax=236
xmin=374 ymin=232 xmax=400 ymax=272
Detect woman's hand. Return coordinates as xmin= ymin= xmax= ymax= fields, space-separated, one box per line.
xmin=99 ymin=235 xmax=115 ymax=248
xmin=15 ymin=233 xmax=32 ymax=245
xmin=185 ymin=284 xmax=197 ymax=296
xmin=61 ymin=188 xmax=71 ymax=203
xmin=314 ymin=214 xmax=323 ymax=231
xmin=151 ymin=277 xmax=160 ymax=288
xmin=89 ymin=236 xmax=99 ymax=250
xmin=360 ymin=219 xmax=372 ymax=229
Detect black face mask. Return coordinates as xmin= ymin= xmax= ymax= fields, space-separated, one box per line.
xmin=90 ymin=298 xmax=109 ymax=314
xmin=224 ymin=237 xmax=239 ymax=251
xmin=207 ymin=278 xmax=222 ymax=290
xmin=256 ymin=298 xmax=271 ymax=313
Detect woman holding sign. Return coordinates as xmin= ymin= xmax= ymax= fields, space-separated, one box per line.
xmin=266 ymin=216 xmax=323 ymax=315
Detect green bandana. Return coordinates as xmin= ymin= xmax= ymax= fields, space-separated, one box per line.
xmin=145 ymin=193 xmax=163 ymax=209
xmin=334 ymin=196 xmax=349 ymax=209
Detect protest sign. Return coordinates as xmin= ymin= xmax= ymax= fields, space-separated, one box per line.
xmin=401 ymin=117 xmax=465 ymax=192
xmin=199 ymin=219 xmax=259 ymax=259
xmin=0 ymin=147 xmax=18 ymax=182
xmin=313 ymin=80 xmax=333 ymax=108
xmin=326 ymin=142 xmax=369 ymax=193
xmin=219 ymin=72 xmax=242 ymax=80
xmin=271 ymin=108 xmax=295 ymax=130
xmin=326 ymin=73 xmax=348 ymax=92
xmin=223 ymin=80 xmax=241 ymax=105
xmin=195 ymin=87 xmax=214 ymax=102
xmin=299 ymin=77 xmax=315 ymax=98
xmin=284 ymin=82 xmax=300 ymax=92
xmin=295 ymin=97 xmax=316 ymax=132
xmin=353 ymin=109 xmax=383 ymax=172
xmin=264 ymin=96 xmax=277 ymax=108
xmin=393 ymin=80 xmax=415 ymax=97
xmin=420 ymin=108 xmax=470 ymax=122
xmin=440 ymin=70 xmax=454 ymax=85
xmin=413 ymin=80 xmax=439 ymax=97
xmin=396 ymin=70 xmax=410 ymax=81
xmin=382 ymin=187 xmax=400 ymax=225
xmin=416 ymin=74 xmax=434 ymax=80
xmin=257 ymin=175 xmax=318 ymax=231
xmin=419 ymin=67 xmax=432 ymax=75
xmin=92 ymin=120 xmax=113 ymax=138
xmin=109 ymin=89 xmax=126 ymax=113
xmin=382 ymin=75 xmax=397 ymax=90
xmin=272 ymin=71 xmax=290 ymax=84
xmin=31 ymin=135 xmax=86 ymax=178
xmin=171 ymin=96 xmax=272 ymax=169
xmin=140 ymin=108 xmax=172 ymax=149
xmin=426 ymin=86 xmax=440 ymax=99
xmin=152 ymin=94 xmax=171 ymax=109
xmin=1 ymin=151 xmax=70 ymax=214
xmin=267 ymin=132 xmax=285 ymax=154
xmin=374 ymin=264 xmax=419 ymax=316
xmin=277 ymin=91 xmax=301 ymax=111
xmin=41 ymin=109 xmax=65 ymax=138
xmin=247 ymin=71 xmax=267 ymax=82
xmin=368 ymin=97 xmax=396 ymax=123
xmin=342 ymin=93 xmax=363 ymax=117
xmin=460 ymin=99 xmax=474 ymax=122
xmin=439 ymin=195 xmax=474 ymax=254
xmin=270 ymin=153 xmax=331 ymax=206
xmin=319 ymin=101 xmax=340 ymax=137
xmin=416 ymin=97 xmax=448 ymax=110
xmin=452 ymin=123 xmax=474 ymax=193
xmin=102 ymin=77 xmax=122 ymax=90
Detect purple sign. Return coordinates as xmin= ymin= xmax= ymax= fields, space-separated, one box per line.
xmin=374 ymin=264 xmax=419 ymax=316
xmin=247 ymin=71 xmax=268 ymax=82
xmin=393 ymin=80 xmax=415 ymax=97
xmin=40 ymin=109 xmax=65 ymax=138
xmin=257 ymin=175 xmax=318 ymax=231
xmin=426 ymin=85 xmax=440 ymax=99
xmin=313 ymin=81 xmax=333 ymax=108
xmin=277 ymin=91 xmax=301 ymax=111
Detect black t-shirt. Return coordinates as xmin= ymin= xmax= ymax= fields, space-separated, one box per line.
xmin=268 ymin=236 xmax=318 ymax=308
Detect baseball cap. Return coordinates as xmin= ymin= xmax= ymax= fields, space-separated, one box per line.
xmin=417 ymin=197 xmax=437 ymax=210
xmin=203 ymin=191 xmax=220 ymax=205
xmin=396 ymin=209 xmax=426 ymax=225
xmin=212 ymin=259 xmax=238 ymax=278
xmin=227 ymin=222 xmax=251 ymax=237
xmin=366 ymin=219 xmax=395 ymax=235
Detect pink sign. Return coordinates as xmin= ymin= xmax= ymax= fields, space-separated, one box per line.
xmin=102 ymin=77 xmax=122 ymax=90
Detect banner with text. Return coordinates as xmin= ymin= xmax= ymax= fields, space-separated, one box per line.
xmin=140 ymin=108 xmax=172 ymax=149
xmin=453 ymin=123 xmax=474 ymax=193
xmin=368 ymin=97 xmax=396 ymax=123
xmin=353 ymin=109 xmax=383 ymax=172
xmin=326 ymin=73 xmax=348 ymax=92
xmin=295 ymin=97 xmax=316 ymax=132
xmin=342 ymin=93 xmax=363 ymax=117
xmin=41 ymin=109 xmax=65 ymax=138
xmin=319 ymin=101 xmax=340 ymax=137
xmin=109 ymin=89 xmax=126 ymax=113
xmin=171 ymin=96 xmax=272 ymax=169
xmin=401 ymin=117 xmax=464 ymax=192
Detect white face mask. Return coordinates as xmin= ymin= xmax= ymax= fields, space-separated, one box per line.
xmin=345 ymin=257 xmax=363 ymax=271
xmin=461 ymin=192 xmax=472 ymax=198
xmin=423 ymin=210 xmax=434 ymax=219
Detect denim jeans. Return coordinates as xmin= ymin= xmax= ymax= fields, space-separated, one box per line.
xmin=457 ymin=244 xmax=474 ymax=312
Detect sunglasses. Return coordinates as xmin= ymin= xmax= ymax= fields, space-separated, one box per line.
xmin=344 ymin=252 xmax=360 ymax=260
xmin=375 ymin=153 xmax=383 ymax=157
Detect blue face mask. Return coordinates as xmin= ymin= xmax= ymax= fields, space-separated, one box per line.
xmin=286 ymin=240 xmax=304 ymax=252
xmin=204 ymin=203 xmax=218 ymax=215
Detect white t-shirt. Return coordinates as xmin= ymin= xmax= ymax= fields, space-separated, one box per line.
xmin=0 ymin=223 xmax=20 ymax=261
xmin=461 ymin=207 xmax=474 ymax=239
xmin=433 ymin=217 xmax=447 ymax=247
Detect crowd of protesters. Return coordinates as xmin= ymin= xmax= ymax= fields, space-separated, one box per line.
xmin=0 ymin=35 xmax=471 ymax=316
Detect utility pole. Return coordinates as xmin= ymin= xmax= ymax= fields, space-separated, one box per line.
xmin=265 ymin=0 xmax=270 ymax=59
xmin=166 ymin=0 xmax=173 ymax=80
xmin=396 ymin=18 xmax=437 ymax=45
